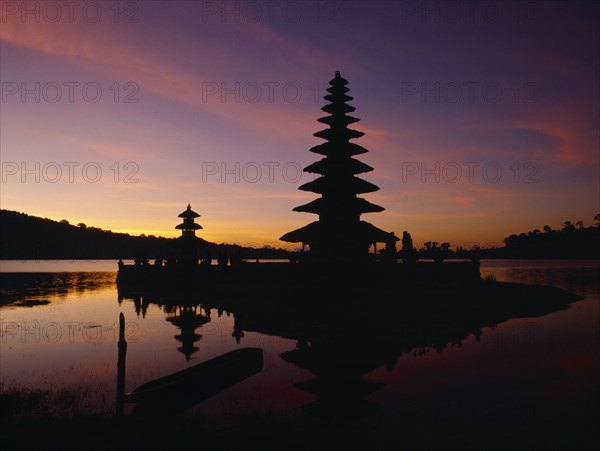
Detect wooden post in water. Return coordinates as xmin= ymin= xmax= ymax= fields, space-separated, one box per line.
xmin=116 ymin=312 xmax=127 ymax=416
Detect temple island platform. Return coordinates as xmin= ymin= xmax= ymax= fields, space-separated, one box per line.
xmin=116 ymin=72 xmax=569 ymax=307
xmin=116 ymin=200 xmax=481 ymax=292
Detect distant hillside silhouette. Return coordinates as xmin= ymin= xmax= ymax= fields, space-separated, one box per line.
xmin=2 ymin=210 xmax=598 ymax=260
xmin=0 ymin=210 xmax=293 ymax=260
xmin=416 ymin=215 xmax=599 ymax=260
xmin=498 ymin=217 xmax=600 ymax=259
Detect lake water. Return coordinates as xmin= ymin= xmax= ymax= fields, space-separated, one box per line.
xmin=1 ymin=260 xmax=598 ymax=448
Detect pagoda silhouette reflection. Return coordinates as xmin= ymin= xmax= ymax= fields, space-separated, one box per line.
xmin=118 ymin=293 xmax=211 ymax=361
xmin=116 ymin=273 xmax=580 ymax=421
xmin=165 ymin=305 xmax=211 ymax=361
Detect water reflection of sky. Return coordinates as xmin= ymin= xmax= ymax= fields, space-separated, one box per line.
xmin=0 ymin=261 xmax=598 ymax=421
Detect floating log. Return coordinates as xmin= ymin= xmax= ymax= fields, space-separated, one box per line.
xmin=125 ymin=347 xmax=263 ymax=413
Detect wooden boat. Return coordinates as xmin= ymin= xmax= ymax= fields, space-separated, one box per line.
xmin=124 ymin=347 xmax=263 ymax=412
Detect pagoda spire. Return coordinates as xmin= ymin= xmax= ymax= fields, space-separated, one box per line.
xmin=280 ymin=72 xmax=397 ymax=262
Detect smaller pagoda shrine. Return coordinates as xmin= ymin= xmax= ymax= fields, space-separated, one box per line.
xmin=175 ymin=204 xmax=204 ymax=264
xmin=176 ymin=204 xmax=202 ymax=238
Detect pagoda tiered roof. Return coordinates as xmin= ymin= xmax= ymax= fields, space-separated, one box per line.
xmin=175 ymin=222 xmax=202 ymax=230
xmin=309 ymin=142 xmax=369 ymax=156
xmin=280 ymin=220 xmax=394 ymax=245
xmin=175 ymin=204 xmax=203 ymax=240
xmin=298 ymin=176 xmax=380 ymax=195
xmin=280 ymin=71 xmax=398 ymax=258
xmin=178 ymin=204 xmax=200 ymax=218
xmin=292 ymin=197 xmax=384 ymax=215
xmin=304 ymin=158 xmax=373 ymax=176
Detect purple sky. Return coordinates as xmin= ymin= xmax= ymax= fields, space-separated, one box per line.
xmin=1 ymin=1 xmax=598 ymax=249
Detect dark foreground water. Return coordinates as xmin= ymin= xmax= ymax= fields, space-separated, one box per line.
xmin=1 ymin=260 xmax=598 ymax=450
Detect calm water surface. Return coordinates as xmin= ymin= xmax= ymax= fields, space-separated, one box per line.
xmin=1 ymin=260 xmax=598 ymax=426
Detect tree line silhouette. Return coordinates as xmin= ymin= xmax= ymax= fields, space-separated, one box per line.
xmin=417 ymin=215 xmax=599 ymax=260
xmin=1 ymin=209 xmax=598 ymax=260
xmin=497 ymin=215 xmax=600 ymax=258
xmin=0 ymin=210 xmax=292 ymax=260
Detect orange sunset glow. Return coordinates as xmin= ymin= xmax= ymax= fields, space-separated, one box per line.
xmin=1 ymin=1 xmax=598 ymax=249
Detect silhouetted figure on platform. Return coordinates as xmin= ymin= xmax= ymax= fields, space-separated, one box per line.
xmin=401 ymin=231 xmax=417 ymax=264
xmin=381 ymin=232 xmax=398 ymax=264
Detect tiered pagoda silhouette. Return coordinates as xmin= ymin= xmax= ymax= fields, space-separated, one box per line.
xmin=280 ymin=71 xmax=398 ymax=263
xmin=174 ymin=204 xmax=205 ymax=265
xmin=176 ymin=204 xmax=202 ymax=238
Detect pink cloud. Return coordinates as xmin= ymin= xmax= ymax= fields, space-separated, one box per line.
xmin=1 ymin=20 xmax=322 ymax=141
